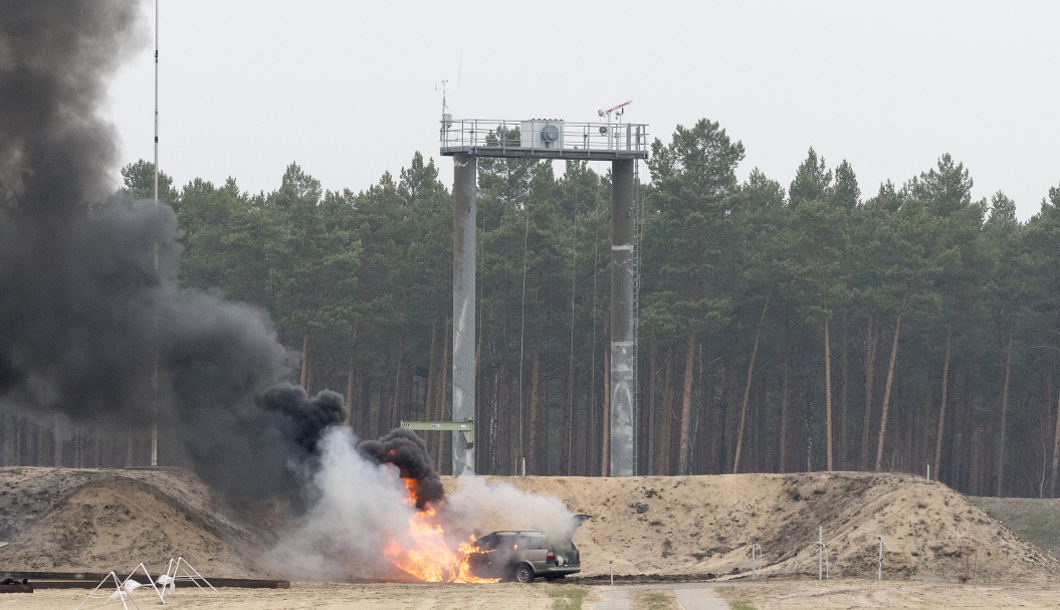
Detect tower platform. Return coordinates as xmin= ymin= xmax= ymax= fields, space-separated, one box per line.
xmin=440 ymin=118 xmax=648 ymax=160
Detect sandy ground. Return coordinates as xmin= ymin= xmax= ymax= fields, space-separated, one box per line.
xmin=715 ymin=580 xmax=1060 ymax=609
xmin=8 ymin=580 xmax=1060 ymax=609
xmin=0 ymin=581 xmax=573 ymax=610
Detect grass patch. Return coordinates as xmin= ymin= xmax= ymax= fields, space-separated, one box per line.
xmin=549 ymin=587 xmax=588 ymax=610
xmin=629 ymin=589 xmax=680 ymax=610
xmin=969 ymin=497 xmax=1060 ymax=557
xmin=714 ymin=587 xmax=758 ymax=610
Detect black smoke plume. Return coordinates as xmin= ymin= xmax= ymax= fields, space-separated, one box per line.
xmin=256 ymin=384 xmax=347 ymax=458
xmin=358 ymin=428 xmax=445 ymax=509
xmin=0 ymin=0 xmax=345 ymax=502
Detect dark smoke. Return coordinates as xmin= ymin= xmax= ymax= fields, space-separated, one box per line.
xmin=358 ymin=428 xmax=445 ymax=509
xmin=0 ymin=0 xmax=143 ymax=208
xmin=0 ymin=0 xmax=347 ymax=503
xmin=255 ymin=383 xmax=347 ymax=461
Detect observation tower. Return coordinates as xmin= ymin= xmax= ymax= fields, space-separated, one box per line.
xmin=440 ymin=115 xmax=649 ymax=477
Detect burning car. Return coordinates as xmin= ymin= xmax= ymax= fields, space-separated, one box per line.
xmin=466 ymin=530 xmax=581 ymax=583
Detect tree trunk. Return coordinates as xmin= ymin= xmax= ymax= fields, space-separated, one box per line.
xmin=498 ymin=357 xmax=510 ymax=474
xmin=474 ymin=328 xmax=482 ymax=471
xmin=659 ymin=342 xmax=676 ymax=476
xmin=566 ymin=364 xmax=577 ymax=476
xmin=1050 ymin=377 xmax=1060 ymax=497
xmin=589 ymin=342 xmax=597 ymax=476
xmin=529 ymin=340 xmax=541 ymax=474
xmin=971 ymin=421 xmax=982 ymax=495
xmin=602 ymin=344 xmax=611 ymax=476
xmin=961 ymin=365 xmax=974 ymax=492
xmin=779 ymin=344 xmax=790 ymax=473
xmin=754 ymin=375 xmax=765 ymax=471
xmin=997 ymin=333 xmax=1013 ymax=497
xmin=648 ymin=337 xmax=657 ymax=475
xmin=424 ymin=319 xmax=438 ymax=422
xmin=934 ymin=319 xmax=953 ymax=478
xmin=53 ymin=414 xmax=62 ymax=467
xmin=486 ymin=370 xmax=498 ymax=474
xmin=435 ymin=318 xmax=451 ymax=472
xmin=825 ymin=317 xmax=834 ymax=471
xmin=799 ymin=350 xmax=810 ymax=472
xmin=544 ymin=328 xmax=553 ymax=475
xmin=698 ymin=355 xmax=715 ymax=474
xmin=733 ymin=292 xmax=770 ymax=474
xmin=580 ymin=381 xmax=592 ymax=476
xmin=840 ymin=310 xmax=850 ymax=470
xmin=360 ymin=370 xmax=371 ymax=438
xmin=861 ymin=315 xmax=879 ymax=470
xmin=676 ymin=279 xmax=700 ymax=475
xmin=875 ymin=312 xmax=904 ymax=472
xmin=920 ymin=365 xmax=933 ymax=471
xmin=722 ymin=353 xmax=736 ymax=471
xmin=379 ymin=353 xmax=392 ymax=438
xmin=677 ymin=326 xmax=696 ymax=475
xmin=393 ymin=353 xmax=406 ymax=428
xmin=345 ymin=323 xmax=361 ymax=426
xmin=0 ymin=410 xmax=7 ymax=466
xmin=300 ymin=326 xmax=311 ymax=389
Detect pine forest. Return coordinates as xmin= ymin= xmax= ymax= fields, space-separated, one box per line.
xmin=5 ymin=117 xmax=1060 ymax=501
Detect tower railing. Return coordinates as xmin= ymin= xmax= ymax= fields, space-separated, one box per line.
xmin=440 ymin=118 xmax=649 ymax=159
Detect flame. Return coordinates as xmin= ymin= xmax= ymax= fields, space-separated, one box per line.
xmin=384 ymin=478 xmax=499 ymax=583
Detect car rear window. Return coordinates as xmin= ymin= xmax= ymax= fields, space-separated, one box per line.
xmin=515 ymin=536 xmax=549 ymax=550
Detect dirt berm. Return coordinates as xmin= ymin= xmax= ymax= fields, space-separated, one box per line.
xmin=1 ymin=467 xmax=1055 ymax=583
xmin=0 ymin=467 xmax=279 ymax=578
xmin=445 ymin=472 xmax=1060 ymax=582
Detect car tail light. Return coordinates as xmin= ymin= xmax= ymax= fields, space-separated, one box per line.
xmin=546 ymin=549 xmax=555 ymax=562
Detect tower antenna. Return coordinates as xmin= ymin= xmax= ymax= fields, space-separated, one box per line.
xmin=597 ymin=101 xmax=631 ymax=147
xmin=437 ymin=80 xmax=448 ymax=117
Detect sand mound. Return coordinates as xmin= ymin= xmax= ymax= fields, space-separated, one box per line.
xmin=0 ymin=467 xmax=277 ymax=577
xmin=446 ymin=472 xmax=1060 ymax=582
xmin=2 ymin=467 xmax=1056 ymax=584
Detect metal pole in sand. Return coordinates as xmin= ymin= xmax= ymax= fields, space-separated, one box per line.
xmin=751 ymin=543 xmax=761 ymax=580
xmin=817 ymin=526 xmax=823 ymax=580
xmin=877 ymin=536 xmax=884 ymax=580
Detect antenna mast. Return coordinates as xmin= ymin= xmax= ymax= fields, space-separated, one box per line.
xmin=153 ymin=0 xmax=159 ymax=206
xmin=151 ymin=0 xmax=159 ymax=467
xmin=597 ymin=100 xmax=632 ymax=147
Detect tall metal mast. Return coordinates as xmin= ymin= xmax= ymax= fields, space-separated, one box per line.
xmin=150 ymin=0 xmax=159 ymax=467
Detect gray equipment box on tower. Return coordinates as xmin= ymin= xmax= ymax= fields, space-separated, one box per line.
xmin=520 ymin=120 xmax=564 ymax=150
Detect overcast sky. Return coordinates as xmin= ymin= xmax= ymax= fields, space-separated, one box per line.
xmin=105 ymin=1 xmax=1060 ymax=220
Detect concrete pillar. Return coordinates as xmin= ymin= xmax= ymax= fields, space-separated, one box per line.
xmin=452 ymin=153 xmax=477 ymax=475
xmin=610 ymin=158 xmax=635 ymax=476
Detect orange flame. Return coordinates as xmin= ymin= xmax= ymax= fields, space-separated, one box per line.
xmin=384 ymin=478 xmax=499 ymax=583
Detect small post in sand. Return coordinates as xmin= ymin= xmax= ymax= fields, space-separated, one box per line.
xmin=877 ymin=536 xmax=884 ymax=580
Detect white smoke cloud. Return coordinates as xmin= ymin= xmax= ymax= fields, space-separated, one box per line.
xmin=445 ymin=476 xmax=580 ymax=542
xmin=265 ymin=427 xmax=582 ymax=582
xmin=267 ymin=426 xmax=415 ymax=581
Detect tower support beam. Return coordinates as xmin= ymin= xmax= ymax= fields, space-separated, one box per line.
xmin=451 ymin=153 xmax=477 ymax=475
xmin=610 ymin=158 xmax=636 ymax=476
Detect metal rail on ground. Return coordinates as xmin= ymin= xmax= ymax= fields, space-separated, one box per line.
xmin=0 ymin=571 xmax=289 ymax=589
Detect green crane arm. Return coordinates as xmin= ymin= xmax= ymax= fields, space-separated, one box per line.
xmin=400 ymin=417 xmax=474 ymax=450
